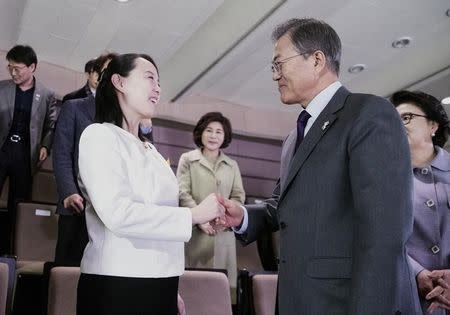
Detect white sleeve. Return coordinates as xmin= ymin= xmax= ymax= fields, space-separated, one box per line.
xmin=78 ymin=124 xmax=192 ymax=242
xmin=232 ymin=206 xmax=249 ymax=234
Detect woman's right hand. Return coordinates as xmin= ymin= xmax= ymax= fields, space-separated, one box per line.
xmin=198 ymin=222 xmax=217 ymax=235
xmin=190 ymin=193 xmax=224 ymax=225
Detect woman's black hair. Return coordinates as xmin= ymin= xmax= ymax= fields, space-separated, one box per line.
xmin=193 ymin=112 xmax=232 ymax=149
xmin=391 ymin=90 xmax=450 ymax=147
xmin=95 ymin=53 xmax=158 ymax=127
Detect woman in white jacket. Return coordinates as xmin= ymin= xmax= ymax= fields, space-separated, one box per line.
xmin=76 ymin=53 xmax=224 ymax=315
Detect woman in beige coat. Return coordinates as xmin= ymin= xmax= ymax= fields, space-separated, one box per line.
xmin=176 ymin=112 xmax=245 ymax=299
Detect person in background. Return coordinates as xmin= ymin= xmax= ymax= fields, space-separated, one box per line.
xmin=176 ymin=112 xmax=245 ymax=300
xmin=53 ymin=53 xmax=116 ymax=266
xmin=393 ymin=90 xmax=450 ymax=314
xmin=0 ymin=44 xmax=57 ymax=254
xmin=76 ymin=53 xmax=224 ymax=315
xmin=62 ymin=59 xmax=97 ymax=103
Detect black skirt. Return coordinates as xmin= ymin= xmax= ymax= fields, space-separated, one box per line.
xmin=77 ymin=273 xmax=179 ymax=315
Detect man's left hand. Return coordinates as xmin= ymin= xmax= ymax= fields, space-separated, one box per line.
xmin=39 ymin=147 xmax=48 ymax=161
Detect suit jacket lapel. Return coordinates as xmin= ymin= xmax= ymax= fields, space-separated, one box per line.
xmin=6 ymin=81 xmax=15 ymax=120
xmin=279 ymin=87 xmax=351 ymax=202
xmin=31 ymin=79 xmax=42 ymax=116
xmin=280 ymin=129 xmax=296 ymax=192
xmin=86 ymin=95 xmax=95 ymax=120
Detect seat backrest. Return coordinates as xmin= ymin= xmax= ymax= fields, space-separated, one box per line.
xmin=47 ymin=267 xmax=80 ymax=315
xmin=179 ymin=270 xmax=232 ymax=315
xmin=236 ymin=240 xmax=263 ymax=272
xmin=31 ymin=171 xmax=58 ymax=204
xmin=14 ymin=202 xmax=58 ymax=261
xmin=0 ymin=262 xmax=8 ymax=315
xmin=39 ymin=154 xmax=53 ymax=172
xmin=0 ymin=178 xmax=8 ymax=209
xmin=252 ymin=274 xmax=277 ymax=315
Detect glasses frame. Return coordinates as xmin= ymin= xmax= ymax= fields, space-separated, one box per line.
xmin=271 ymin=52 xmax=310 ymax=74
xmin=400 ymin=112 xmax=428 ymax=125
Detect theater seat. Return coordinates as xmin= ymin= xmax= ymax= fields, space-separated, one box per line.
xmin=31 ymin=171 xmax=58 ymax=204
xmin=39 ymin=153 xmax=53 ymax=172
xmin=0 ymin=178 xmax=8 ymax=209
xmin=252 ymin=274 xmax=277 ymax=315
xmin=14 ymin=202 xmax=58 ymax=274
xmin=179 ymin=270 xmax=232 ymax=315
xmin=47 ymin=267 xmax=80 ymax=315
xmin=0 ymin=263 xmax=8 ymax=315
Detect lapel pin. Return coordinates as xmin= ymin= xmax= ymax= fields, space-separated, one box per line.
xmin=322 ymin=121 xmax=330 ymax=131
xmin=35 ymin=94 xmax=41 ymax=101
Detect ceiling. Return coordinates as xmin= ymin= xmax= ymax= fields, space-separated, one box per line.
xmin=0 ymin=0 xmax=449 ymax=116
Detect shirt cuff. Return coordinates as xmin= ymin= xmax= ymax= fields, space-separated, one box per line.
xmin=233 ymin=205 xmax=248 ymax=234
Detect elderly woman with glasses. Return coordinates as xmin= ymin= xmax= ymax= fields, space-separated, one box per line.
xmin=393 ymin=90 xmax=450 ymax=314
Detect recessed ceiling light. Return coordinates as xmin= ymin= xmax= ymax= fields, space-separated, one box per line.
xmin=348 ymin=64 xmax=367 ymax=74
xmin=392 ymin=36 xmax=412 ymax=48
xmin=115 ymin=0 xmax=130 ymax=2
xmin=442 ymin=96 xmax=450 ymax=105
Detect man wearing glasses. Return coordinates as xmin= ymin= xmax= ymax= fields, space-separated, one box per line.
xmin=0 ymin=45 xmax=57 ymax=254
xmin=220 ymin=18 xmax=421 ymax=314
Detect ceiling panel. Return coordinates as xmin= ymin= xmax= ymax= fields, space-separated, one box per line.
xmin=0 ymin=0 xmax=448 ymax=121
xmin=184 ymin=0 xmax=450 ymax=112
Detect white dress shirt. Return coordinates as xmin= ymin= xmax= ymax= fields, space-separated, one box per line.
xmin=78 ymin=123 xmax=192 ymax=278
xmin=236 ymin=81 xmax=342 ymax=233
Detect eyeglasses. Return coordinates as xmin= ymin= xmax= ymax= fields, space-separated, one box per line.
xmin=7 ymin=64 xmax=28 ymax=73
xmin=400 ymin=112 xmax=428 ymax=125
xmin=271 ymin=52 xmax=309 ymax=74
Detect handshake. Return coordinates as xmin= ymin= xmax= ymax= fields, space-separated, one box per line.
xmin=190 ymin=193 xmax=244 ymax=235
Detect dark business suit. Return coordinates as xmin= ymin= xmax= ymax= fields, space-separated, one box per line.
xmin=53 ymin=96 xmax=94 ymax=265
xmin=62 ymin=84 xmax=91 ymax=103
xmin=242 ymin=87 xmax=421 ymax=314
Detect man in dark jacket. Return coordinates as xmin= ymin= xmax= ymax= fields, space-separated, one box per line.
xmin=61 ymin=59 xmax=97 ymax=103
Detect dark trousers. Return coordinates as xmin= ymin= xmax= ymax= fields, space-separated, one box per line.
xmin=77 ymin=273 xmax=179 ymax=315
xmin=54 ymin=214 xmax=89 ymax=266
xmin=0 ymin=140 xmax=32 ymax=255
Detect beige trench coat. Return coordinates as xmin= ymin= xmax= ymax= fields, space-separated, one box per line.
xmin=176 ymin=149 xmax=245 ymax=289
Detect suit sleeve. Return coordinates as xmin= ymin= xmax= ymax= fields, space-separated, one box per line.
xmin=53 ymin=101 xmax=79 ymax=202
xmin=78 ymin=125 xmax=192 ymax=241
xmin=347 ymin=96 xmax=414 ymax=314
xmin=176 ymin=153 xmax=198 ymax=208
xmin=40 ymin=91 xmax=58 ymax=150
xmin=229 ymin=161 xmax=245 ymax=204
xmin=237 ymin=179 xmax=280 ymax=244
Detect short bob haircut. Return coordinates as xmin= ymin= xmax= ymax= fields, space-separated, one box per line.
xmin=95 ymin=53 xmax=158 ymax=127
xmin=391 ymin=90 xmax=450 ymax=147
xmin=193 ymin=112 xmax=232 ymax=149
xmin=6 ymin=45 xmax=37 ymax=67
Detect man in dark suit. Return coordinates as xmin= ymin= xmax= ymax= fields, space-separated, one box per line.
xmin=61 ymin=59 xmax=97 ymax=103
xmin=52 ymin=53 xmax=115 ymax=265
xmin=220 ymin=18 xmax=421 ymax=314
xmin=0 ymin=45 xmax=57 ymax=254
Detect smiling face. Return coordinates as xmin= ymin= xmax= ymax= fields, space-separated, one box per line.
xmin=201 ymin=121 xmax=225 ymax=153
xmin=272 ymin=34 xmax=318 ymax=106
xmin=117 ymin=57 xmax=161 ymax=120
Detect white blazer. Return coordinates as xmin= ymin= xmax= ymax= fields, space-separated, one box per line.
xmin=78 ymin=123 xmax=192 ymax=278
